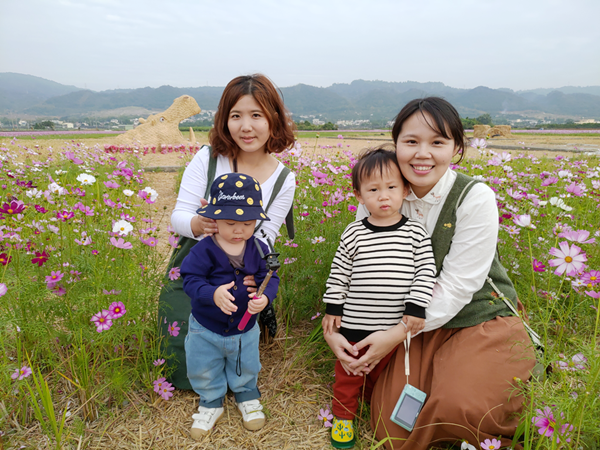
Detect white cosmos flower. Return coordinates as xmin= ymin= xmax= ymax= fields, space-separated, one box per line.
xmin=48 ymin=182 xmax=67 ymax=195
xmin=123 ymin=189 xmax=134 ymax=197
xmin=311 ymin=236 xmax=326 ymax=244
xmin=112 ymin=220 xmax=133 ymax=236
xmin=141 ymin=187 xmax=158 ymax=201
xmin=26 ymin=188 xmax=43 ymax=199
xmin=549 ymin=197 xmax=573 ymax=211
xmin=76 ymin=173 xmax=96 ymax=185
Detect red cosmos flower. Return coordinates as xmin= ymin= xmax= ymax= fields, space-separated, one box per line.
xmin=0 ymin=200 xmax=26 ymax=215
xmin=31 ymin=250 xmax=50 ymax=267
xmin=0 ymin=253 xmax=12 ymax=266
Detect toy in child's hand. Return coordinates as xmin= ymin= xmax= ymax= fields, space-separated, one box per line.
xmin=238 ymin=233 xmax=280 ymax=331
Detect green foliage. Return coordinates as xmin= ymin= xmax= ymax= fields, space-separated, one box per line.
xmin=33 ymin=120 xmax=55 ymax=130
xmin=295 ymin=120 xmax=338 ymax=131
xmin=2 ymin=139 xmax=600 ymax=448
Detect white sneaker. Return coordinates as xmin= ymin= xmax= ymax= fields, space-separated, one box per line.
xmin=236 ymin=399 xmax=265 ymax=431
xmin=190 ymin=405 xmax=224 ymax=440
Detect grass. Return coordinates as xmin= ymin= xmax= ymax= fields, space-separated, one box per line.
xmin=0 ymin=137 xmax=599 ymax=449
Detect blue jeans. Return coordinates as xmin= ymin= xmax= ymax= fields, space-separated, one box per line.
xmin=185 ymin=314 xmax=261 ymax=408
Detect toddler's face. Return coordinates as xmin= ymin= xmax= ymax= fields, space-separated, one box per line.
xmin=355 ymin=164 xmax=408 ymax=226
xmin=215 ymin=219 xmax=256 ymax=245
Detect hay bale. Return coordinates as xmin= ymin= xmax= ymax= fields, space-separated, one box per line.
xmin=113 ymin=95 xmax=201 ymax=147
xmin=473 ymin=125 xmax=491 ymax=138
xmin=489 ymin=125 xmax=511 ymax=137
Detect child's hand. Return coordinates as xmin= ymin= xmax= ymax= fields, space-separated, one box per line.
xmin=213 ymin=281 xmax=237 ymax=315
xmin=322 ymin=314 xmax=341 ymax=335
xmin=246 ymin=293 xmax=268 ymax=315
xmin=402 ymin=315 xmax=425 ymax=335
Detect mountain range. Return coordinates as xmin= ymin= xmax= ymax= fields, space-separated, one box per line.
xmin=2 ymin=72 xmax=600 ymax=121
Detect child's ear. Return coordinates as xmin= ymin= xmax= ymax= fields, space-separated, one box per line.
xmin=354 ymin=189 xmax=364 ymax=205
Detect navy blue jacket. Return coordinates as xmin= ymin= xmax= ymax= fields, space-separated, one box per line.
xmin=181 ymin=237 xmax=279 ymax=336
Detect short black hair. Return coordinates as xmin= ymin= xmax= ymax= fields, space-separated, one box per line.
xmin=391 ymin=97 xmax=465 ymax=163
xmin=351 ymin=145 xmax=406 ymax=193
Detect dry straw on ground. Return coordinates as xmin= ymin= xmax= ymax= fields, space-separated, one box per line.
xmin=3 ymin=131 xmax=598 ymax=449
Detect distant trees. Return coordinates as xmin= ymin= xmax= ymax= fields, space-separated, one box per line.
xmin=33 ymin=120 xmax=55 ymax=130
xmin=461 ymin=113 xmax=494 ymax=129
xmin=295 ymin=121 xmax=338 ymax=131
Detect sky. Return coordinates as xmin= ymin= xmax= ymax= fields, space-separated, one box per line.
xmin=1 ymin=0 xmax=599 ymax=92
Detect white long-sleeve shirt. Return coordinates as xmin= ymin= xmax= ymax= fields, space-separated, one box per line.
xmin=171 ymin=145 xmax=296 ymax=245
xmin=356 ymin=169 xmax=498 ymax=332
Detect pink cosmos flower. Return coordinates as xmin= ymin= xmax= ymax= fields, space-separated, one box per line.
xmin=548 ymin=242 xmax=587 ymax=276
xmin=348 ymin=204 xmax=357 ymax=213
xmin=153 ymin=359 xmax=165 ymax=366
xmin=110 ymin=237 xmax=133 ymax=249
xmin=0 ymin=283 xmax=7 ymax=297
xmin=532 ymin=259 xmax=546 ymax=273
xmin=565 ymin=182 xmax=586 ymax=196
xmin=558 ymin=230 xmax=595 ymax=244
xmin=168 ymin=322 xmax=180 ymax=337
xmin=31 ymin=250 xmax=50 ymax=267
xmin=318 ymin=407 xmax=333 ymax=428
xmin=168 ymin=267 xmax=181 ymax=281
xmin=153 ymin=377 xmax=166 ymax=393
xmin=541 ymin=176 xmax=558 ymax=186
xmin=103 ymin=180 xmax=120 ymax=189
xmin=480 ymin=438 xmax=502 ymax=450
xmin=56 ymin=210 xmax=75 ymax=221
xmin=585 ymin=290 xmax=600 ymax=299
xmin=556 ymin=353 xmax=587 ymax=371
xmin=103 ymin=289 xmax=122 ymax=295
xmin=159 ymin=381 xmax=175 ymax=400
xmin=45 ymin=270 xmax=64 ymax=284
xmin=168 ymin=235 xmax=179 ymax=248
xmin=11 ymin=365 xmax=32 ymax=380
xmin=532 ymin=407 xmax=573 ymax=443
xmin=140 ymin=236 xmax=157 ymax=247
xmin=91 ymin=310 xmax=113 ymax=332
xmin=108 ymin=301 xmax=126 ymax=319
xmin=581 ymin=270 xmax=600 ymax=286
xmin=51 ymin=285 xmax=66 ymax=296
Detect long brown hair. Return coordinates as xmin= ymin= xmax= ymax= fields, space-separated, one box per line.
xmin=209 ymin=74 xmax=296 ymax=159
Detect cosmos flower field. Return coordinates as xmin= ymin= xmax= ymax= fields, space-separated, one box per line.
xmin=1 ymin=136 xmax=599 ymax=449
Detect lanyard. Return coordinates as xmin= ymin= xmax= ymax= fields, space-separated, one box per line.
xmin=402 ymin=322 xmax=411 ymax=385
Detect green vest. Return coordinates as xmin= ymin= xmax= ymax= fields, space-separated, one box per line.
xmin=430 ymin=172 xmax=518 ymax=329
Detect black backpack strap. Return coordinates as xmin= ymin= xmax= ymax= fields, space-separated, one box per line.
xmin=254 ymin=166 xmax=294 ymax=237
xmin=204 ymin=145 xmax=217 ymax=200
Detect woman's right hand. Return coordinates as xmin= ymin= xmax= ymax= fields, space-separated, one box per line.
xmin=191 ymin=199 xmax=218 ymax=237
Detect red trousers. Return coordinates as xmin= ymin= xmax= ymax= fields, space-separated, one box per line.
xmin=332 ymin=343 xmax=398 ymax=419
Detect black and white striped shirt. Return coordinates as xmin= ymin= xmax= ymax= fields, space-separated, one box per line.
xmin=323 ymin=217 xmax=436 ymax=342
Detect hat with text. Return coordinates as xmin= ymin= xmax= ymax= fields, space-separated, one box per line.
xmin=196 ymin=172 xmax=270 ymax=221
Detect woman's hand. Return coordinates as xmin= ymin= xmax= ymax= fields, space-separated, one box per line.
xmin=349 ymin=324 xmax=407 ymax=373
xmin=243 ymin=275 xmax=257 ymax=294
xmin=322 ymin=322 xmax=367 ymax=376
xmin=190 ymin=199 xmax=219 ymax=237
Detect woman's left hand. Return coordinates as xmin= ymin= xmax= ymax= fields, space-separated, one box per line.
xmin=350 ymin=324 xmax=407 ymax=373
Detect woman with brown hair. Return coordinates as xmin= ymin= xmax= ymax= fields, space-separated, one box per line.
xmin=160 ymin=74 xmax=296 ymax=392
